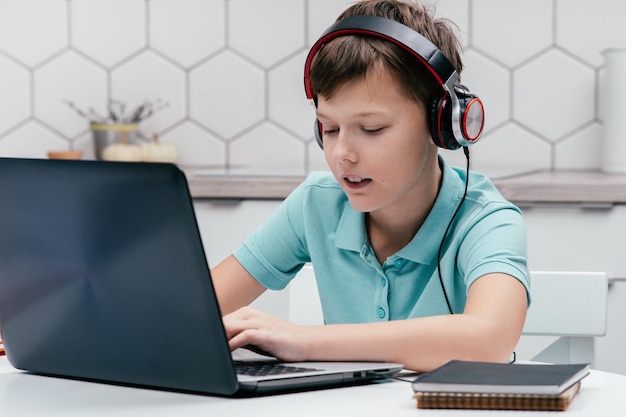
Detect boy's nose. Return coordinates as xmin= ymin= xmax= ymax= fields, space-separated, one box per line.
xmin=330 ymin=132 xmax=358 ymax=163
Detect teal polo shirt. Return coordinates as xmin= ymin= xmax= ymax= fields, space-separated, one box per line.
xmin=233 ymin=157 xmax=529 ymax=324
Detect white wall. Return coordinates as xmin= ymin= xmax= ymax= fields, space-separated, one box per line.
xmin=1 ymin=0 xmax=626 ymax=175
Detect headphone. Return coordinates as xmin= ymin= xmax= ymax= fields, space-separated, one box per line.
xmin=304 ymin=15 xmax=485 ymax=150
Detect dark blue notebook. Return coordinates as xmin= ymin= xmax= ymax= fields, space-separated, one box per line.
xmin=412 ymin=360 xmax=590 ymax=395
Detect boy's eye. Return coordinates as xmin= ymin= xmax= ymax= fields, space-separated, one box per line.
xmin=321 ymin=126 xmax=384 ymax=136
xmin=363 ymin=127 xmax=384 ymax=134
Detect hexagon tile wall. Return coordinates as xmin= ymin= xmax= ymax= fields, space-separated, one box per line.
xmin=0 ymin=0 xmax=625 ymax=177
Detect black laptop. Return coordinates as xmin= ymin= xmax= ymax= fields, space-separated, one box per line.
xmin=0 ymin=157 xmax=402 ymax=396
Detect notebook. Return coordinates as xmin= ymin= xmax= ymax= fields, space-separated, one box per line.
xmin=0 ymin=157 xmax=402 ymax=396
xmin=411 ymin=360 xmax=589 ymax=411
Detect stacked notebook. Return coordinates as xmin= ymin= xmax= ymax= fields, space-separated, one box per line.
xmin=412 ymin=360 xmax=590 ymax=411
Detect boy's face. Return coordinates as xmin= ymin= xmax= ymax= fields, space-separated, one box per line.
xmin=316 ymin=67 xmax=441 ymax=215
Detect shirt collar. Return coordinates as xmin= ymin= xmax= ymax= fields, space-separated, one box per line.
xmin=334 ymin=203 xmax=366 ymax=252
xmin=334 ymin=156 xmax=466 ymax=265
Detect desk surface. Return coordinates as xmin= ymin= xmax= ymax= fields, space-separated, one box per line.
xmin=0 ymin=357 xmax=625 ymax=416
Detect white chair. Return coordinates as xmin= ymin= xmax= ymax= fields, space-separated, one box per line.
xmin=517 ymin=271 xmax=607 ymax=366
xmin=288 ymin=266 xmax=608 ymax=365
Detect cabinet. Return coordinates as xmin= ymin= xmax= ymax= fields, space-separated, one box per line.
xmin=520 ymin=205 xmax=626 ymax=375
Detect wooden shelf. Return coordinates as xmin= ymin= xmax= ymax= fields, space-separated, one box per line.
xmin=184 ymin=169 xmax=626 ymax=205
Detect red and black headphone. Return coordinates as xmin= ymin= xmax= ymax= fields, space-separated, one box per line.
xmin=304 ymin=15 xmax=485 ymax=150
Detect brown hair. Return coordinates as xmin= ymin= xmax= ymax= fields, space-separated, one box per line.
xmin=309 ymin=0 xmax=463 ymax=110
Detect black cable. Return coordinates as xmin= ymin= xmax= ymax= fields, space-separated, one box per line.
xmin=366 ymin=370 xmax=417 ymax=383
xmin=437 ymin=146 xmax=470 ymax=315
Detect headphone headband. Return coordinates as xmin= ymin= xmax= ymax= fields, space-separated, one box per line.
xmin=304 ymin=15 xmax=457 ymax=99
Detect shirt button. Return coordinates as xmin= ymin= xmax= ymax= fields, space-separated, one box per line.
xmin=377 ymin=307 xmax=386 ymax=319
xmin=394 ymin=258 xmax=404 ymax=267
xmin=381 ymin=277 xmax=387 ymax=287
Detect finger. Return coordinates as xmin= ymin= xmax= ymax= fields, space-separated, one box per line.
xmin=228 ymin=329 xmax=265 ymax=352
xmin=223 ymin=318 xmax=250 ymax=341
xmin=241 ymin=344 xmax=276 ymax=358
xmin=223 ymin=313 xmax=266 ymax=340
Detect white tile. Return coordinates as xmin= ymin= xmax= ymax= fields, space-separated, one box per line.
xmin=33 ymin=50 xmax=107 ymax=137
xmin=110 ymin=50 xmax=186 ymax=134
xmin=229 ymin=121 xmax=304 ymax=171
xmin=0 ymin=54 xmax=30 ymax=135
xmin=430 ymin=0 xmax=470 ymax=48
xmin=306 ymin=140 xmax=328 ymax=172
xmin=555 ymin=123 xmax=602 ymax=170
xmin=150 ymin=0 xmax=225 ymax=68
xmin=189 ymin=50 xmax=265 ymax=139
xmin=73 ymin=130 xmax=97 ymax=160
xmin=514 ymin=49 xmax=594 ymax=141
xmin=229 ymin=0 xmax=305 ymax=68
xmin=471 ymin=123 xmax=551 ymax=174
xmin=307 ymin=0 xmax=354 ymax=44
xmin=0 ymin=121 xmax=67 ymax=158
xmin=0 ymin=0 xmax=67 ymax=67
xmin=473 ymin=0 xmax=552 ymax=67
xmin=462 ymin=50 xmax=510 ymax=133
xmin=0 ymin=0 xmax=614 ymax=174
xmin=269 ymin=50 xmax=316 ymax=140
xmin=160 ymin=121 xmax=226 ymax=167
xmin=71 ymin=0 xmax=145 ymax=68
xmin=557 ymin=0 xmax=626 ymax=67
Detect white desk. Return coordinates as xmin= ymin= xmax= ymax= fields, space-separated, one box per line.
xmin=0 ymin=357 xmax=624 ymax=416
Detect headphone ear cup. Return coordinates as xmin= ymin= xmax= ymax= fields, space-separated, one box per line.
xmin=429 ymin=90 xmax=485 ymax=150
xmin=429 ymin=93 xmax=461 ymax=150
xmin=314 ymin=119 xmax=324 ymax=149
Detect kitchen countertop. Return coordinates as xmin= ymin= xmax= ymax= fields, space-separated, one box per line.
xmin=491 ymin=169 xmax=626 ymax=206
xmin=185 ymin=169 xmax=626 ymax=205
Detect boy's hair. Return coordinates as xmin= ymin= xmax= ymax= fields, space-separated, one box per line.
xmin=309 ymin=0 xmax=463 ymax=110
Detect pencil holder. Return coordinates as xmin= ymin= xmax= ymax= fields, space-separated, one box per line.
xmin=91 ymin=123 xmax=140 ymax=160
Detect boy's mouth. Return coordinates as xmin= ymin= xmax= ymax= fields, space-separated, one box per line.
xmin=344 ymin=176 xmax=372 ymax=189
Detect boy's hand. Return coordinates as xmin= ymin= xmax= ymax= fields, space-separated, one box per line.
xmin=223 ymin=307 xmax=312 ymax=362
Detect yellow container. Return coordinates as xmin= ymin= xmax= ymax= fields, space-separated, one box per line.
xmin=91 ymin=123 xmax=140 ymax=160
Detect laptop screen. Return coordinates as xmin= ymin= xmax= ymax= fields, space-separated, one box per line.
xmin=0 ymin=158 xmax=239 ymax=395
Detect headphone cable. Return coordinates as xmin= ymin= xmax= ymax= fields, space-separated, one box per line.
xmin=437 ymin=146 xmax=470 ymax=314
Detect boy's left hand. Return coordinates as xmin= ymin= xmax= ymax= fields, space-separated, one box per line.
xmin=223 ymin=306 xmax=312 ymax=362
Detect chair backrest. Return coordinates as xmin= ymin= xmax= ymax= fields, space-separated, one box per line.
xmin=517 ymin=271 xmax=607 ymax=365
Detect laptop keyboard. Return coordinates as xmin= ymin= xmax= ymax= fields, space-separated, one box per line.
xmin=235 ymin=361 xmax=321 ymax=377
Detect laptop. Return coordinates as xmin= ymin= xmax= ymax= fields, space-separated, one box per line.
xmin=0 ymin=157 xmax=402 ymax=396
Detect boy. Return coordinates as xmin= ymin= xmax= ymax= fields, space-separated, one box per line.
xmin=211 ymin=0 xmax=529 ymax=372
